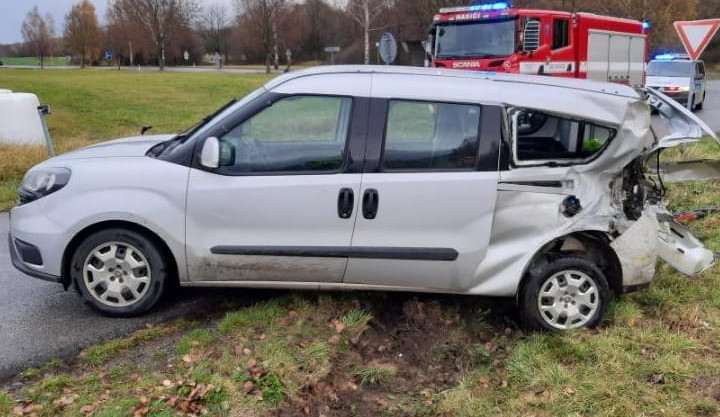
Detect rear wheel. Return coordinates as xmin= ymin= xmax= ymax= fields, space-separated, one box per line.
xmin=71 ymin=228 xmax=168 ymax=316
xmin=519 ymin=257 xmax=610 ymax=332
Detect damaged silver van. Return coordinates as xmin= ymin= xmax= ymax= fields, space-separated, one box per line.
xmin=9 ymin=66 xmax=716 ymax=331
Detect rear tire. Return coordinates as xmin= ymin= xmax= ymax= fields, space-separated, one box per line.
xmin=71 ymin=228 xmax=168 ymax=317
xmin=519 ymin=257 xmax=610 ymax=332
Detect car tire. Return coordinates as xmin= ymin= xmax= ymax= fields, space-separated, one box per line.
xmin=519 ymin=257 xmax=610 ymax=332
xmin=71 ymin=228 xmax=168 ymax=317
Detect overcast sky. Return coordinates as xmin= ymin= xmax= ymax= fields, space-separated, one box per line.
xmin=0 ymin=0 xmax=235 ymax=45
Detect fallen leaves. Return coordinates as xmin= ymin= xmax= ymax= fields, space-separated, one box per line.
xmin=51 ymin=394 xmax=76 ymax=407
xmin=135 ymin=380 xmax=217 ymax=417
xmin=12 ymin=402 xmax=39 ymax=416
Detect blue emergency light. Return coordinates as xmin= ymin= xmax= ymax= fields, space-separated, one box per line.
xmin=642 ymin=20 xmax=651 ymax=30
xmin=469 ymin=1 xmax=511 ymax=11
xmin=654 ymin=53 xmax=676 ymax=61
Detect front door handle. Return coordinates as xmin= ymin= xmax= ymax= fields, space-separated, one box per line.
xmin=362 ymin=188 xmax=379 ymax=219
xmin=337 ymin=188 xmax=354 ymax=219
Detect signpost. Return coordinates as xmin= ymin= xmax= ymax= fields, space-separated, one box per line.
xmin=674 ymin=19 xmax=720 ymax=61
xmin=324 ymin=46 xmax=340 ymax=65
xmin=105 ymin=49 xmax=113 ymax=61
xmin=378 ymin=32 xmax=397 ymax=65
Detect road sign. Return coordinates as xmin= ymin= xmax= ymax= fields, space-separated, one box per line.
xmin=105 ymin=49 xmax=113 ymax=61
xmin=378 ymin=32 xmax=397 ymax=65
xmin=674 ymin=19 xmax=720 ymax=61
xmin=324 ymin=46 xmax=340 ymax=65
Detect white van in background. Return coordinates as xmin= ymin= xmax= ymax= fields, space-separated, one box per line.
xmin=646 ymin=54 xmax=707 ymax=111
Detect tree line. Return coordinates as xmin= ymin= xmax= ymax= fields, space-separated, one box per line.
xmin=8 ymin=0 xmax=718 ymax=71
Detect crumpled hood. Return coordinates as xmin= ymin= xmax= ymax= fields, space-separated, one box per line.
xmin=51 ymin=134 xmax=175 ymax=161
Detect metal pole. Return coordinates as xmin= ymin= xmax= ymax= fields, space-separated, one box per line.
xmin=37 ymin=105 xmax=55 ymax=157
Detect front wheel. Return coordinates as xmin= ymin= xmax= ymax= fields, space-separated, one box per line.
xmin=519 ymin=257 xmax=610 ymax=332
xmin=71 ymin=228 xmax=168 ymax=316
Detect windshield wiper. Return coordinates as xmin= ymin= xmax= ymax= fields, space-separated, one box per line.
xmin=156 ymin=98 xmax=238 ymax=157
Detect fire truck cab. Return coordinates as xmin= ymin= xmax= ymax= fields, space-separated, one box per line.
xmin=430 ymin=1 xmax=649 ymax=85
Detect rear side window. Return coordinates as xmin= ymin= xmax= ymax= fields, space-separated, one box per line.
xmin=512 ymin=109 xmax=615 ymax=164
xmin=382 ymin=100 xmax=481 ymax=170
xmin=218 ymin=95 xmax=352 ymax=173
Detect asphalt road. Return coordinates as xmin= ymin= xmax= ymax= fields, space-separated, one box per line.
xmin=1 ymin=80 xmax=720 ymax=381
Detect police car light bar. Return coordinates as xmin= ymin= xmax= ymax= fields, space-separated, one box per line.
xmin=654 ymin=54 xmax=676 ymax=60
xmin=439 ymin=2 xmax=511 ymax=14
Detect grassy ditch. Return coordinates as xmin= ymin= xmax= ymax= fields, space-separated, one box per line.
xmin=0 ymin=69 xmax=273 ymax=210
xmin=2 ymin=228 xmax=720 ymax=417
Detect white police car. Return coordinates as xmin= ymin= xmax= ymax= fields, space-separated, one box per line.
xmin=646 ymin=54 xmax=707 ymax=111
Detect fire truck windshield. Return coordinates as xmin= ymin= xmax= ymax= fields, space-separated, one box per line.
xmin=435 ymin=18 xmax=517 ymax=59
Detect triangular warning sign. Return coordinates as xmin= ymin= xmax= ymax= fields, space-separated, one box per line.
xmin=674 ymin=19 xmax=720 ymax=60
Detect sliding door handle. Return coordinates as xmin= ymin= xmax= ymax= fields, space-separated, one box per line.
xmin=362 ymin=188 xmax=379 ymax=219
xmin=337 ymin=188 xmax=354 ymax=219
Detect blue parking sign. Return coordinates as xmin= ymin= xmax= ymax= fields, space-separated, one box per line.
xmin=105 ymin=49 xmax=113 ymax=61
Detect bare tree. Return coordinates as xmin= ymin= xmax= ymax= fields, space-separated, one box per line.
xmin=347 ymin=0 xmax=390 ymax=64
xmin=64 ymin=0 xmax=103 ymax=68
xmin=200 ymin=3 xmax=231 ymax=61
xmin=235 ymin=0 xmax=285 ymax=73
xmin=109 ymin=0 xmax=198 ymax=70
xmin=21 ymin=6 xmax=54 ymax=69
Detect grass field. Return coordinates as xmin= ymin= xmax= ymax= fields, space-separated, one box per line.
xmin=2 ymin=68 xmax=720 ymax=417
xmin=0 ymin=56 xmax=71 ymax=67
xmin=0 ymin=69 xmax=273 ymax=210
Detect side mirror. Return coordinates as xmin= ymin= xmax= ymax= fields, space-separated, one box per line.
xmin=200 ymin=137 xmax=220 ymax=168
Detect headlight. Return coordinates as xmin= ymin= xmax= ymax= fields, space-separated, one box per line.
xmin=18 ymin=167 xmax=71 ymax=205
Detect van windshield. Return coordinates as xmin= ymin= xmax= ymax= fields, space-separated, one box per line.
xmin=434 ymin=18 xmax=517 ymax=58
xmin=647 ymin=61 xmax=692 ymax=77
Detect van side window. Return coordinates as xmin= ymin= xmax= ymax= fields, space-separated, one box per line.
xmin=382 ymin=100 xmax=481 ymax=170
xmin=552 ymin=18 xmax=570 ymax=49
xmin=512 ymin=109 xmax=615 ymax=163
xmin=218 ymin=95 xmax=352 ymax=173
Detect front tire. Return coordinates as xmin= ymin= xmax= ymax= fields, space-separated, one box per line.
xmin=519 ymin=257 xmax=610 ymax=332
xmin=71 ymin=228 xmax=168 ymax=316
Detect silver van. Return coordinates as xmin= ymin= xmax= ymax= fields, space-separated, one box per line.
xmin=9 ymin=66 xmax=717 ymax=331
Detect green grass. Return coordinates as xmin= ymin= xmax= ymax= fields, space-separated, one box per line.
xmin=80 ymin=323 xmax=181 ymax=366
xmin=0 ymin=68 xmax=273 ymax=210
xmin=0 ymin=391 xmax=12 ymax=415
xmin=1 ymin=56 xmax=71 ymax=66
xmin=355 ymin=364 xmax=397 ymax=387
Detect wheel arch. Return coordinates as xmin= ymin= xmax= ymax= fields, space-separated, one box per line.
xmin=516 ymin=231 xmax=623 ymax=302
xmin=61 ymin=220 xmax=179 ymax=290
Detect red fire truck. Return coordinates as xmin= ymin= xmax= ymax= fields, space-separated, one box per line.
xmin=429 ymin=1 xmax=650 ymax=85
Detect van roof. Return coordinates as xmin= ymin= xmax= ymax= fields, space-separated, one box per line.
xmin=266 ymin=65 xmax=640 ymax=99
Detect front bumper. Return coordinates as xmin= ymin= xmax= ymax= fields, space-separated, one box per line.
xmin=660 ymin=90 xmax=690 ymax=105
xmin=8 ymin=233 xmax=62 ymax=283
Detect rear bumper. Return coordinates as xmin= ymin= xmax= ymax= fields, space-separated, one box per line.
xmin=8 ymin=233 xmax=62 ymax=283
